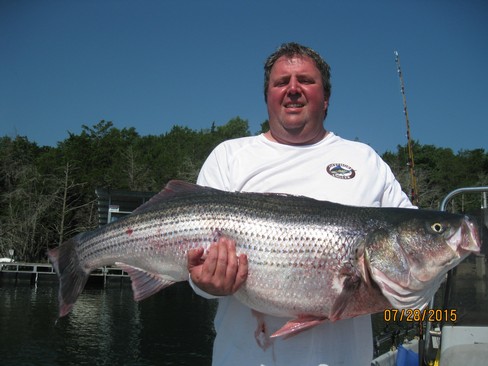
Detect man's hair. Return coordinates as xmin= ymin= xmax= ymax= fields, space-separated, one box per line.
xmin=264 ymin=42 xmax=331 ymax=103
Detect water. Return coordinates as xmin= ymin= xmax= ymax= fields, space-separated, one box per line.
xmin=0 ymin=282 xmax=217 ymax=366
xmin=3 ymin=259 xmax=486 ymax=365
xmin=0 ymin=280 xmax=411 ymax=364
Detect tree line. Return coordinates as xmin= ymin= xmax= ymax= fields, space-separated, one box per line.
xmin=1 ymin=118 xmax=487 ymax=262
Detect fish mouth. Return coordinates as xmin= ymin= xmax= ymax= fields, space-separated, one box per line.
xmin=458 ymin=217 xmax=481 ymax=253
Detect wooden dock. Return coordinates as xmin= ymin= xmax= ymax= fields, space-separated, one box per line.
xmin=0 ymin=262 xmax=130 ymax=286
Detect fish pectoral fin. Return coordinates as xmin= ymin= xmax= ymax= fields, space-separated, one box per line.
xmin=115 ymin=262 xmax=175 ymax=301
xmin=330 ymin=272 xmax=362 ymax=321
xmin=270 ymin=316 xmax=328 ymax=339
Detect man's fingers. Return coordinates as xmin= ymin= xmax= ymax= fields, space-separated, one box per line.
xmin=224 ymin=239 xmax=239 ymax=278
xmin=186 ymin=237 xmax=248 ymax=296
xmin=214 ymin=239 xmax=229 ymax=278
xmin=187 ymin=247 xmax=205 ymax=269
xmin=201 ymin=243 xmax=219 ymax=277
xmin=232 ymin=254 xmax=248 ymax=292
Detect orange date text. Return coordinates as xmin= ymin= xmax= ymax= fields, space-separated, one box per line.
xmin=382 ymin=308 xmax=457 ymax=323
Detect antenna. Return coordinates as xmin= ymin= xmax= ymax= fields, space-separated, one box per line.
xmin=394 ymin=51 xmax=419 ymax=206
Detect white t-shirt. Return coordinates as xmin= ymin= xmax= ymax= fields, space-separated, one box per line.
xmin=194 ymin=132 xmax=414 ymax=366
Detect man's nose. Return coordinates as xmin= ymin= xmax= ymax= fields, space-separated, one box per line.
xmin=287 ymin=78 xmax=301 ymax=95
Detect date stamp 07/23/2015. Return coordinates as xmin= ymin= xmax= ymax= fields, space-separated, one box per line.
xmin=383 ymin=308 xmax=458 ymax=323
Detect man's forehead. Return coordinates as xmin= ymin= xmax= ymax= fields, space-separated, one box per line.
xmin=271 ymin=55 xmax=318 ymax=75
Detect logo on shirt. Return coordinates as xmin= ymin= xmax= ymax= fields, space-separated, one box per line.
xmin=326 ymin=163 xmax=356 ymax=180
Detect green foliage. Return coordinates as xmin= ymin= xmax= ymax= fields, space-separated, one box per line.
xmin=1 ymin=119 xmax=486 ymax=261
xmin=0 ymin=117 xmax=253 ymax=261
xmin=0 ymin=136 xmax=59 ymax=260
xmin=258 ymin=120 xmax=270 ymax=134
xmin=382 ymin=141 xmax=488 ymax=209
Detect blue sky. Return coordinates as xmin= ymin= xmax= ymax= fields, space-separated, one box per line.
xmin=1 ymin=0 xmax=487 ymax=154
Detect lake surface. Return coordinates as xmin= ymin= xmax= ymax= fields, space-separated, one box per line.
xmin=0 ymin=279 xmax=417 ymax=365
xmin=0 ymin=281 xmax=217 ymax=366
xmin=2 ymin=256 xmax=485 ymax=365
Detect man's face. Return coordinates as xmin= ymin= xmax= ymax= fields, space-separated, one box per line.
xmin=266 ymin=55 xmax=328 ymax=145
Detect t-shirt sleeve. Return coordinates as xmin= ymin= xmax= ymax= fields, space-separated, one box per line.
xmin=197 ymin=143 xmax=230 ymax=190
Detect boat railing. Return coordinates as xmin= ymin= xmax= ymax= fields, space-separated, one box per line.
xmin=423 ymin=186 xmax=488 ymax=365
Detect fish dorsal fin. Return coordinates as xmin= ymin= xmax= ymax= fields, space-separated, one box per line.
xmin=163 ymin=180 xmax=205 ymax=194
xmin=132 ymin=180 xmax=215 ymax=214
xmin=115 ymin=262 xmax=176 ymax=301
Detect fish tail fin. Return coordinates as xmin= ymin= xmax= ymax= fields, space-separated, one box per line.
xmin=48 ymin=237 xmax=90 ymax=318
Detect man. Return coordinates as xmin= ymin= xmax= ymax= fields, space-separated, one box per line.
xmin=188 ymin=42 xmax=414 ymax=365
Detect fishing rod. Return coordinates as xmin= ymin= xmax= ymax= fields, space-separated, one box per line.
xmin=395 ymin=51 xmax=419 ymax=207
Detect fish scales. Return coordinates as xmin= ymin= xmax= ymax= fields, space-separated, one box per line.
xmin=79 ymin=188 xmax=354 ymax=273
xmin=48 ymin=180 xmax=481 ymax=338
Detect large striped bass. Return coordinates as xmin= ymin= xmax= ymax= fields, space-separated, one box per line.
xmin=48 ymin=180 xmax=480 ymax=338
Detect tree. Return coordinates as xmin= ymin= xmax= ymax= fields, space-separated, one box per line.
xmin=53 ymin=161 xmax=96 ymax=245
xmin=215 ymin=116 xmax=250 ymax=140
xmin=0 ymin=137 xmax=58 ymax=260
xmin=258 ymin=120 xmax=270 ymax=134
xmin=122 ymin=145 xmax=155 ymax=191
xmin=383 ymin=142 xmax=488 ymax=210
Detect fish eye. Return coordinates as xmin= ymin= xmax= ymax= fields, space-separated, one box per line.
xmin=430 ymin=222 xmax=444 ymax=233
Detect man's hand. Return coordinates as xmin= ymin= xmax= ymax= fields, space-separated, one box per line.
xmin=188 ymin=237 xmax=248 ymax=296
